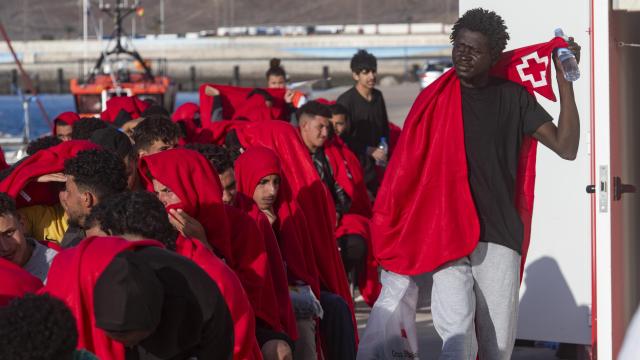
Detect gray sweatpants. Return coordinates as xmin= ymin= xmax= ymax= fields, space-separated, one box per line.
xmin=431 ymin=242 xmax=521 ymax=360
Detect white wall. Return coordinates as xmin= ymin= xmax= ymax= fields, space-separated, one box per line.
xmin=459 ymin=0 xmax=592 ymax=344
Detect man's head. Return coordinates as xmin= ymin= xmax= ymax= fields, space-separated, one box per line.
xmin=61 ymin=149 xmax=128 ymax=227
xmin=85 ymin=191 xmax=177 ymax=250
xmin=0 ymin=193 xmax=29 ymax=267
xmin=185 ymin=144 xmax=237 ymax=206
xmin=450 ymin=8 xmax=509 ymax=86
xmin=266 ymin=58 xmax=287 ymax=89
xmin=350 ymin=49 xmax=377 ymax=90
xmin=253 ymin=174 xmax=280 ymax=211
xmin=0 ymin=294 xmax=78 ymax=360
xmin=71 ymin=117 xmax=109 ymax=140
xmin=329 ymin=103 xmax=350 ymax=137
xmin=53 ymin=112 xmax=80 ymax=141
xmin=89 ymin=127 xmax=138 ymax=190
xmin=132 ymin=115 xmax=180 ymax=156
xmin=55 ymin=122 xmax=73 ymax=141
xmin=297 ymin=101 xmax=333 ymax=153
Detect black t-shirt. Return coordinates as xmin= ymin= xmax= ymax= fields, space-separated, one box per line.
xmin=461 ymin=78 xmax=552 ymax=253
xmin=337 ymin=87 xmax=390 ymax=194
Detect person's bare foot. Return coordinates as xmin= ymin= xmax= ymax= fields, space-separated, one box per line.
xmin=204 ymin=85 xmax=219 ymax=97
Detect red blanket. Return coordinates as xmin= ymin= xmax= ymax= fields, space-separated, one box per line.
xmin=139 ymin=148 xmax=233 ymax=261
xmin=234 ymin=122 xmax=353 ymax=312
xmin=235 ymin=146 xmax=321 ymax=296
xmin=140 ymin=148 xmax=282 ymax=333
xmin=43 ymin=236 xmax=162 ymax=360
xmin=175 ymin=235 xmax=262 ymax=360
xmin=0 ymin=140 xmax=99 ymax=208
xmin=325 ymin=138 xmax=381 ymax=306
xmin=225 ymin=204 xmax=283 ymax=333
xmin=372 ymin=37 xmax=567 ymax=275
xmin=172 ymin=102 xmax=216 ymax=145
xmin=100 ymin=96 xmax=149 ymax=122
xmin=201 ymin=120 xmax=250 ymax=146
xmin=199 ymin=84 xmax=287 ymax=124
xmin=0 ymin=258 xmax=43 ymax=306
xmin=250 ymin=205 xmax=298 ymax=340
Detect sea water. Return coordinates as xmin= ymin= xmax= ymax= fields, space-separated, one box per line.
xmin=0 ymin=93 xmax=199 ymax=139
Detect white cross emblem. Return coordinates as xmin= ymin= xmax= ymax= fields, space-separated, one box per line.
xmin=515 ymin=52 xmax=548 ymax=88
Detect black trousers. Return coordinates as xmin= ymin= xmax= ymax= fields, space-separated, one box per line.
xmin=338 ymin=234 xmax=367 ymax=284
xmin=319 ymin=291 xmax=356 ymax=360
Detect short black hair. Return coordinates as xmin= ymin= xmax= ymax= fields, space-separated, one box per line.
xmin=0 ymin=192 xmax=18 ymax=218
xmin=266 ymin=58 xmax=286 ymax=79
xmin=0 ymin=294 xmax=78 ymax=360
xmin=89 ymin=127 xmax=135 ymax=161
xmin=71 ymin=117 xmax=110 ymax=140
xmin=297 ymin=100 xmax=332 ymax=120
xmin=450 ymin=8 xmax=510 ymax=60
xmin=63 ymin=149 xmax=127 ymax=200
xmin=329 ymin=103 xmax=349 ymax=117
xmin=131 ymin=115 xmax=180 ymax=152
xmin=141 ymin=104 xmax=171 ymax=118
xmin=26 ymin=135 xmax=62 ymax=156
xmin=85 ymin=191 xmax=177 ymax=250
xmin=184 ymin=143 xmax=233 ymax=174
xmin=350 ymin=49 xmax=377 ymax=73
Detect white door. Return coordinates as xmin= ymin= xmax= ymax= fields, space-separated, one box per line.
xmin=594 ymin=2 xmax=640 ymax=358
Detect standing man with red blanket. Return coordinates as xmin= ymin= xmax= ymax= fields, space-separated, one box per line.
xmin=360 ymin=8 xmax=581 ymax=360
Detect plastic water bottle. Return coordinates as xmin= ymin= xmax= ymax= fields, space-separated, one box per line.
xmin=376 ymin=137 xmax=388 ymax=167
xmin=554 ymin=28 xmax=580 ymax=81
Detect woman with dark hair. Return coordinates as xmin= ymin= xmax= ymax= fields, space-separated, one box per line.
xmin=266 ymin=58 xmax=287 ymax=89
xmin=266 ymin=58 xmax=306 ymax=112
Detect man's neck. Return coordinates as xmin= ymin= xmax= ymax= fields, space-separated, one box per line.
xmin=355 ymin=84 xmax=373 ymax=101
xmin=20 ymin=238 xmax=36 ymax=267
xmin=459 ymin=72 xmax=491 ymax=89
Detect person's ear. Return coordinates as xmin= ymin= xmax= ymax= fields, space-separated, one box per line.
xmin=352 ymin=72 xmax=360 ymax=82
xmin=299 ymin=116 xmax=309 ymax=130
xmin=82 ymin=191 xmax=96 ymax=209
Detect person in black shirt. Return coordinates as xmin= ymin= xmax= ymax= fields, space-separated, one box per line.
xmin=337 ymin=50 xmax=390 ymax=195
xmin=420 ymin=9 xmax=581 ymax=360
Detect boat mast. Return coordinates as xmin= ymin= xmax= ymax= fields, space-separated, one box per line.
xmin=87 ymin=0 xmax=153 ymax=82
